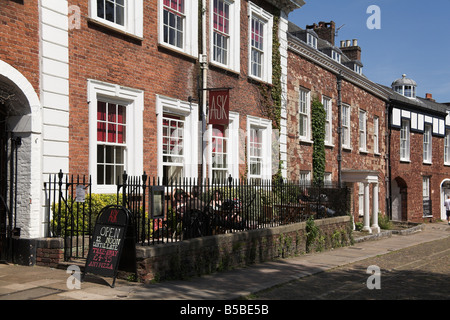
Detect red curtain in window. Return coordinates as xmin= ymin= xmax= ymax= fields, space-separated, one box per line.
xmin=108 ymin=103 xmax=116 ymax=143
xmin=117 ymin=105 xmax=126 ymax=144
xmin=97 ymin=102 xmax=126 ymax=144
xmin=97 ymin=101 xmax=106 ymax=142
xmin=213 ymin=1 xmax=228 ymax=34
xmin=164 ymin=0 xmax=184 ymax=13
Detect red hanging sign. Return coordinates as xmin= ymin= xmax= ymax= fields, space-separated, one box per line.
xmin=208 ymin=89 xmax=230 ymax=125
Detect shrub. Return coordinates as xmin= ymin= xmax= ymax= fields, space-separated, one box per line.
xmin=51 ymin=193 xmax=121 ymax=236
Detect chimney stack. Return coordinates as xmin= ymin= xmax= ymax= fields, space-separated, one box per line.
xmin=340 ymin=39 xmax=361 ymax=61
xmin=306 ymin=21 xmax=336 ymax=46
xmin=426 ymin=93 xmax=435 ymax=102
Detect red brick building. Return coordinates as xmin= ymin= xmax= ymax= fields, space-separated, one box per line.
xmin=287 ymin=21 xmax=388 ymax=232
xmin=67 ymin=0 xmax=304 ymax=194
xmin=0 ymin=0 xmax=306 ymax=261
xmin=384 ymin=76 xmax=450 ymax=223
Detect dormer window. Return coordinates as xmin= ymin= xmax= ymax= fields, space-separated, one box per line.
xmin=354 ymin=64 xmax=362 ymax=75
xmin=392 ymin=74 xmax=417 ymax=99
xmin=332 ymin=50 xmax=341 ymax=63
xmin=307 ymin=32 xmax=317 ymax=49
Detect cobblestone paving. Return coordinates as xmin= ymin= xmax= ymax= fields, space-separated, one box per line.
xmin=249 ymin=237 xmax=450 ymax=300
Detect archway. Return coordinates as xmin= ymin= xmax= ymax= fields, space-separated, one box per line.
xmin=392 ymin=177 xmax=407 ymax=221
xmin=440 ymin=179 xmax=450 ymax=221
xmin=0 ymin=60 xmax=42 ymax=261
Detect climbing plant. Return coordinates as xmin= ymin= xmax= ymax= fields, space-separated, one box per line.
xmin=311 ymin=98 xmax=326 ymax=187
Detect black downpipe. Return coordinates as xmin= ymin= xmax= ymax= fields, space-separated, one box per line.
xmin=386 ymin=101 xmax=392 ymax=220
xmin=336 ymin=72 xmax=343 ymax=188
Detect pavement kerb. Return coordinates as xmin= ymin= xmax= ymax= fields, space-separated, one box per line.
xmin=0 ymin=222 xmax=448 ymax=300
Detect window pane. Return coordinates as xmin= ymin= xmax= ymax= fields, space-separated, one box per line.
xmin=116 ymin=4 xmax=124 ymax=26
xmin=163 ymin=0 xmax=185 ymax=49
xmin=97 ymin=0 xmax=105 ymax=19
xmin=105 ymin=0 xmax=114 ymax=22
xmin=97 ymin=165 xmax=104 ymax=185
xmin=105 ymin=165 xmax=114 ymax=185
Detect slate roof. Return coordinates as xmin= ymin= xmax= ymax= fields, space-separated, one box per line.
xmin=379 ymin=84 xmax=448 ymax=116
xmin=288 ymin=21 xmax=363 ymax=73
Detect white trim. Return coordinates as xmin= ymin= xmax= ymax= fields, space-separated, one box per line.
xmin=359 ymin=109 xmax=367 ymax=152
xmin=157 ymin=0 xmax=198 ymax=58
xmin=400 ymin=119 xmax=410 ymax=162
xmin=0 ymin=59 xmax=43 ymax=238
xmin=206 ymin=112 xmax=240 ymax=180
xmin=209 ymin=0 xmax=240 ymax=73
xmin=89 ymin=0 xmax=143 ymax=38
xmin=298 ymin=87 xmax=311 ymax=142
xmin=247 ymin=116 xmax=272 ymax=180
xmin=248 ymin=2 xmax=273 ymax=84
xmin=156 ymin=95 xmax=199 ymax=181
xmin=323 ymin=96 xmax=333 ymax=146
xmin=342 ymin=104 xmax=351 ymax=149
xmin=88 ymin=79 xmax=143 ymax=194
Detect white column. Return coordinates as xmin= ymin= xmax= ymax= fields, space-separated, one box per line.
xmin=372 ymin=183 xmax=380 ymax=233
xmin=363 ymin=182 xmax=372 ymax=233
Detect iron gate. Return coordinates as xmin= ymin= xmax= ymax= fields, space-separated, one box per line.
xmin=0 ymin=105 xmax=22 ymax=263
xmin=44 ymin=171 xmax=92 ymax=261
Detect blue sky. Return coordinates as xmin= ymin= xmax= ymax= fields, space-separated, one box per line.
xmin=288 ymin=0 xmax=450 ymax=102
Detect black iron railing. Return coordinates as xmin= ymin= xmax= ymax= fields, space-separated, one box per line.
xmin=45 ymin=171 xmax=350 ymax=260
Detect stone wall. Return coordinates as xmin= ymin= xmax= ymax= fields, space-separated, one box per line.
xmin=135 ymin=216 xmax=352 ymax=283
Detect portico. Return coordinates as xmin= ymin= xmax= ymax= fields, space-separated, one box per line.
xmin=342 ymin=169 xmax=380 ymax=234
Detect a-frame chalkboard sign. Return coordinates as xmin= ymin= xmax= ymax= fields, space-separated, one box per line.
xmin=82 ymin=205 xmax=136 ymax=288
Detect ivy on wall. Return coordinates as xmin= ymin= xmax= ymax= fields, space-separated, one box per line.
xmin=258 ymin=11 xmax=282 ymax=130
xmin=311 ymin=99 xmax=326 ymax=186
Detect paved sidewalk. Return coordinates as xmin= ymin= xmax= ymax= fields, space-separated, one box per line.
xmin=0 ymin=222 xmax=449 ymax=300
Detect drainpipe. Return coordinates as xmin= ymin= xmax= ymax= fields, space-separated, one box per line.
xmin=336 ymin=71 xmax=343 ymax=188
xmin=386 ymin=101 xmax=392 ymax=219
xmin=200 ymin=0 xmax=208 ymax=181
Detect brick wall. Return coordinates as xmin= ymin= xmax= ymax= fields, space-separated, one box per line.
xmin=68 ymin=0 xmax=285 ymax=181
xmin=136 ymin=216 xmax=352 ymax=283
xmin=0 ymin=0 xmax=40 ymax=95
xmin=68 ymin=1 xmax=200 ymax=177
xmin=390 ymin=127 xmax=449 ymax=222
xmin=286 ymin=50 xmax=387 ymax=222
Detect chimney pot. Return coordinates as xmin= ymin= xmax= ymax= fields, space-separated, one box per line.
xmin=352 ymin=39 xmax=358 ymax=46
xmin=340 ymin=40 xmax=346 ymax=47
xmin=346 ymin=40 xmax=351 ymax=47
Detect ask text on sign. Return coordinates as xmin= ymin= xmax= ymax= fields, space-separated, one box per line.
xmin=208 ymin=90 xmax=230 ymax=125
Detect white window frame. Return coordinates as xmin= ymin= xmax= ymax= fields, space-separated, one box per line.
xmin=307 ymin=33 xmax=317 ymax=49
xmin=423 ymin=124 xmax=432 ymax=164
xmin=332 ymin=50 xmax=341 ymax=63
xmin=299 ymin=171 xmax=311 ymax=186
xmin=445 ymin=129 xmax=450 ymax=165
xmin=89 ymin=0 xmax=143 ymax=38
xmin=247 ymin=116 xmax=272 ymax=182
xmin=299 ymin=88 xmax=311 ymax=142
xmin=342 ymin=104 xmax=351 ymax=149
xmin=374 ymin=116 xmax=380 ymax=154
xmin=161 ymin=114 xmax=185 ymax=184
xmin=206 ymin=112 xmax=240 ymax=181
xmin=358 ymin=182 xmax=364 ymax=216
xmin=88 ymin=79 xmax=143 ymax=193
xmin=248 ymin=2 xmax=273 ymax=84
xmin=210 ymin=0 xmax=240 ymax=73
xmin=324 ymin=172 xmax=332 ymax=186
xmin=156 ymin=95 xmax=199 ymax=182
xmin=359 ymin=109 xmax=367 ymax=152
xmin=158 ymin=0 xmax=198 ymax=57
xmin=322 ymin=96 xmax=333 ymax=146
xmin=400 ymin=119 xmax=410 ymax=161
xmin=422 ymin=176 xmax=431 ymax=217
